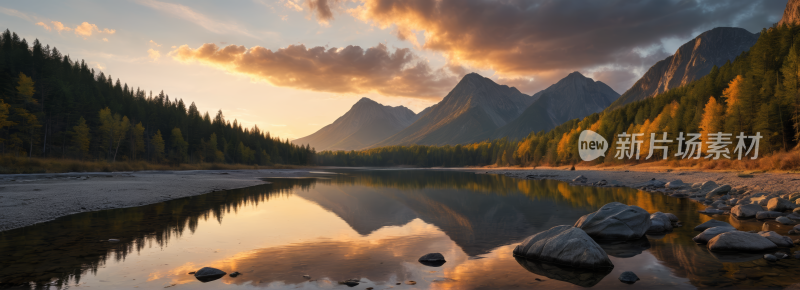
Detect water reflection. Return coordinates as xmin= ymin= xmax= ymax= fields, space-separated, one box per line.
xmin=1 ymin=170 xmax=799 ymax=289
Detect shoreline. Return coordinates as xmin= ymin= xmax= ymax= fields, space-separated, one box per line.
xmin=0 ymin=169 xmax=318 ymax=233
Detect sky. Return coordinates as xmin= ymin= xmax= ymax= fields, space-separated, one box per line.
xmin=0 ymin=0 xmax=787 ymax=140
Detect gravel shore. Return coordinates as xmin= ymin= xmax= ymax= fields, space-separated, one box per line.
xmin=0 ymin=169 xmax=315 ymax=232
xmin=481 ymin=168 xmax=800 ymax=194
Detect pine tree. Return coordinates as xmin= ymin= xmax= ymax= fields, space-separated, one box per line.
xmin=152 ymin=130 xmax=165 ymax=162
xmin=71 ymin=117 xmax=90 ymax=159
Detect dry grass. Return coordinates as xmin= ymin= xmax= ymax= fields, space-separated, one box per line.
xmin=0 ymin=155 xmax=306 ymax=174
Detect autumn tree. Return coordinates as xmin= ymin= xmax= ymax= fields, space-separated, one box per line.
xmin=71 ymin=117 xmax=90 ymax=159
xmin=170 ymin=127 xmax=188 ymax=163
xmin=98 ymin=107 xmax=130 ymax=162
xmin=151 ymin=130 xmax=165 ymax=161
xmin=131 ymin=122 xmax=145 ymax=160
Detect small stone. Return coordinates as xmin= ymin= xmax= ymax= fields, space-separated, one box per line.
xmin=777 ymin=216 xmax=794 ymax=225
xmin=303 ymin=275 xmax=311 ymax=279
xmin=775 ymin=252 xmax=789 ymax=259
xmin=573 ymin=175 xmax=587 ymax=183
xmin=229 ymin=271 xmax=241 ymax=278
xmin=108 ymin=239 xmax=120 ymax=242
xmin=194 ymin=267 xmax=227 ymax=282
xmin=406 ymin=281 xmax=417 ymax=285
xmin=188 ymin=272 xmax=196 ymax=275
xmin=619 ymin=271 xmax=639 ymax=284
xmin=418 ymin=253 xmax=446 ymax=267
xmin=764 ymin=254 xmax=778 ymax=262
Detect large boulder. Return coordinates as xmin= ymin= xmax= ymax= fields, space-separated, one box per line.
xmin=194 ymin=267 xmax=227 ymax=282
xmin=707 ymin=231 xmax=778 ymax=252
xmin=705 ymin=185 xmax=732 ymax=199
xmin=693 ymin=226 xmax=738 ymax=244
xmin=664 ymin=213 xmax=679 ymax=223
xmin=767 ymin=198 xmax=793 ymax=212
xmin=513 ymin=225 xmax=613 ymax=269
xmin=732 ymin=204 xmax=763 ymax=219
xmin=694 ymin=219 xmax=733 ymax=231
xmin=647 ymin=212 xmax=673 ymax=232
xmin=574 ymin=202 xmax=651 ymax=240
xmin=758 ymin=231 xmax=794 ymax=247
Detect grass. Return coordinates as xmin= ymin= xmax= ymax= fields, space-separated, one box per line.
xmin=0 ymin=155 xmax=307 ymax=174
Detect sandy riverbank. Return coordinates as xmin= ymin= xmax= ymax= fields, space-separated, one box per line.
xmin=0 ymin=169 xmax=318 ymax=232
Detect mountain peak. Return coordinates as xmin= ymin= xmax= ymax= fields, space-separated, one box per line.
xmin=566 ymin=71 xmax=585 ymax=78
xmin=779 ymin=0 xmax=800 ymax=27
xmin=355 ymin=97 xmax=378 ymax=105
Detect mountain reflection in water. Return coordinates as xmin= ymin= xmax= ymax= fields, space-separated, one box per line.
xmin=1 ymin=170 xmax=799 ymax=289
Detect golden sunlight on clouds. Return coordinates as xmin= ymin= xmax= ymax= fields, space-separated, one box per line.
xmin=74 ymin=21 xmax=115 ymax=38
xmin=50 ymin=21 xmax=72 ymax=33
xmin=35 ymin=22 xmax=50 ymax=31
xmin=283 ymin=0 xmax=303 ymax=12
xmin=149 ymin=40 xmax=162 ymax=47
xmin=169 ymin=42 xmax=457 ymax=99
xmin=148 ymin=49 xmax=161 ymax=61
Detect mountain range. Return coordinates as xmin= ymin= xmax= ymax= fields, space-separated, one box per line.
xmin=294 ymin=26 xmax=762 ymax=151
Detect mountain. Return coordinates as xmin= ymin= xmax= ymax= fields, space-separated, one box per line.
xmin=609 ymin=27 xmax=759 ymax=109
xmin=293 ymin=98 xmax=419 ymax=151
xmin=779 ymin=0 xmax=800 ymax=27
xmin=372 ymin=73 xmax=535 ymax=146
xmin=493 ymin=72 xmax=619 ymax=139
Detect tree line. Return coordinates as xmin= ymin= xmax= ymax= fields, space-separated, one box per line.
xmin=318 ymin=23 xmax=800 ymax=168
xmin=0 ymin=29 xmax=314 ymax=165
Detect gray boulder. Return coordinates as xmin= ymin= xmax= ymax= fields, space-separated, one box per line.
xmin=513 ymin=225 xmax=613 ymax=268
xmin=758 ymin=231 xmax=794 ymax=247
xmin=705 ymin=185 xmax=732 ymax=199
xmin=767 ymin=197 xmax=793 ymax=212
xmin=777 ymin=216 xmax=794 ymax=225
xmin=764 ymin=254 xmax=778 ymax=262
xmin=618 ymin=271 xmax=639 ymax=284
xmin=573 ymin=175 xmax=587 ymax=183
xmin=574 ymin=202 xmax=651 ymax=240
xmin=732 ymin=204 xmax=763 ymax=219
xmin=699 ymin=181 xmax=718 ymax=194
xmin=756 ymin=211 xmax=783 ymax=219
xmin=694 ymin=219 xmax=733 ymax=231
xmin=693 ymin=226 xmax=738 ymax=244
xmin=647 ymin=212 xmax=673 ymax=232
xmin=665 ymin=180 xmax=687 ymax=189
xmin=195 ymin=267 xmax=227 ymax=282
xmin=664 ymin=213 xmax=679 ymax=223
xmin=708 ymin=231 xmax=778 ymax=252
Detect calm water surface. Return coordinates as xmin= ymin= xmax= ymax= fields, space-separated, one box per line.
xmin=1 ymin=170 xmax=799 ymax=289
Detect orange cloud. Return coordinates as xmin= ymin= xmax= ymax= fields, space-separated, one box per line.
xmin=169 ymin=43 xmax=457 ymax=99
xmin=74 ymin=22 xmax=115 ymax=38
xmin=149 ymin=40 xmax=162 ymax=47
xmin=35 ymin=22 xmax=51 ymax=31
xmin=51 ymin=21 xmax=72 ymax=33
xmin=148 ymin=49 xmax=161 ymax=61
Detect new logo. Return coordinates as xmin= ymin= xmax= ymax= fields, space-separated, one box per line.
xmin=578 ymin=130 xmax=608 ymax=161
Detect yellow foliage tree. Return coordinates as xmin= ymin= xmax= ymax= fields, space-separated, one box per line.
xmin=722 ymin=75 xmax=746 ymax=133
xmin=699 ymin=96 xmax=725 ymax=153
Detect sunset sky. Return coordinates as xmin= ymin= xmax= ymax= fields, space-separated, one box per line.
xmin=0 ymin=0 xmax=786 ymax=140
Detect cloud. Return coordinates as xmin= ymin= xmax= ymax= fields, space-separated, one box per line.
xmin=148 ymin=49 xmax=161 ymax=61
xmin=345 ymin=0 xmax=783 ymax=91
xmin=103 ymin=37 xmax=108 ymax=42
xmin=169 ymin=42 xmax=457 ymax=99
xmin=284 ymin=0 xmax=303 ymax=12
xmin=50 ymin=21 xmax=72 ymax=33
xmin=74 ymin=22 xmax=115 ymax=38
xmin=306 ymin=0 xmax=344 ymax=25
xmin=35 ymin=22 xmax=50 ymax=31
xmin=0 ymin=6 xmax=32 ymax=21
xmin=137 ymin=0 xmax=255 ymax=38
xmin=150 ymin=40 xmax=162 ymax=47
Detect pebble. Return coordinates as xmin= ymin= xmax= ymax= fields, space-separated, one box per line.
xmin=619 ymin=271 xmax=640 ymax=284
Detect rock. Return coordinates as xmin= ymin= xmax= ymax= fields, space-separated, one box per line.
xmin=664 ymin=213 xmax=679 ymax=223
xmin=194 ymin=267 xmax=227 ymax=282
xmin=756 ymin=211 xmax=783 ymax=219
xmin=597 ymin=180 xmax=607 ymax=186
xmin=794 ymin=251 xmax=800 ymax=259
xmin=573 ymin=175 xmax=587 ymax=183
xmin=694 ymin=219 xmax=733 ymax=231
xmin=764 ymin=254 xmax=778 ymax=262
xmin=647 ymin=212 xmax=673 ymax=232
xmin=303 ymin=275 xmax=311 ymax=279
xmin=775 ymin=252 xmax=789 ymax=259
xmin=767 ymin=198 xmax=793 ymax=212
xmin=788 ymin=213 xmax=800 ymax=220
xmin=710 ymin=200 xmax=726 ymax=208
xmin=108 ymin=239 xmax=120 ymax=242
xmin=777 ymin=216 xmax=794 ymax=225
xmin=513 ymin=225 xmax=613 ymax=268
xmin=720 ymin=195 xmax=730 ymax=201
xmin=229 ymin=271 xmax=241 ymax=278
xmin=759 ymin=231 xmax=794 ymax=247
xmin=618 ymin=271 xmax=639 ymax=284
xmin=699 ymin=181 xmax=718 ymax=194
xmin=705 ymin=185 xmax=732 ymax=199
xmin=665 ymin=180 xmax=687 ymax=189
xmin=418 ymin=253 xmax=446 ymax=267
xmin=574 ymin=202 xmax=650 ymax=240
xmin=188 ymin=272 xmax=195 ymax=275
xmin=693 ymin=226 xmax=738 ymax=244
xmin=699 ymin=208 xmax=724 ymax=215
xmin=794 ymin=207 xmax=800 ymax=213
xmin=339 ymin=279 xmax=359 ymax=287
xmin=406 ymin=281 xmax=417 ymax=285
xmin=727 ymin=198 xmax=739 ymax=206
xmin=708 ymin=231 xmax=778 ymax=252
xmin=670 ymin=193 xmax=687 ymax=198
xmin=732 ymin=204 xmax=763 ymax=219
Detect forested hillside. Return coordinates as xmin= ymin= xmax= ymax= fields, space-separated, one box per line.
xmin=0 ymin=29 xmax=314 ymax=165
xmin=318 ymin=23 xmax=800 ymax=169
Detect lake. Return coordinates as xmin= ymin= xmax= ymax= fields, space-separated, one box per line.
xmin=1 ymin=169 xmax=798 ymax=289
